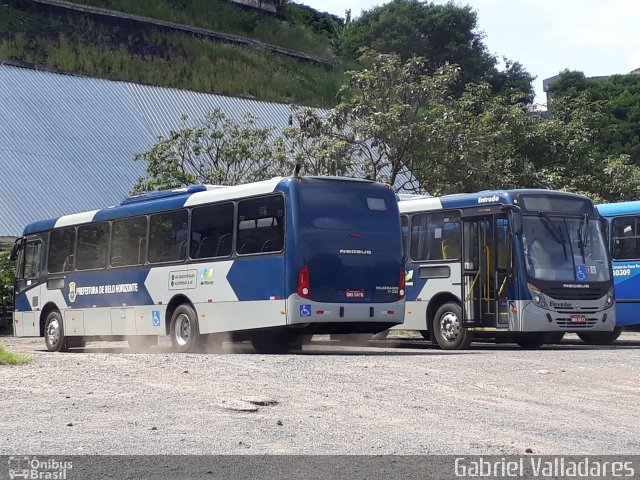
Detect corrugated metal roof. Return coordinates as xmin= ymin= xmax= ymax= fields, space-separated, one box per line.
xmin=0 ymin=63 xmax=298 ymax=237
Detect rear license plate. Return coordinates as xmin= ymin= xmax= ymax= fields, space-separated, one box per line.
xmin=570 ymin=314 xmax=587 ymax=324
xmin=345 ymin=289 xmax=365 ymax=298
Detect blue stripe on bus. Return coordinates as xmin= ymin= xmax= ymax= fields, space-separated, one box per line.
xmin=227 ymin=256 xmax=287 ymax=301
xmin=597 ymin=201 xmax=640 ymax=217
xmin=61 ymin=268 xmax=154 ymax=308
xmin=23 ymin=218 xmax=58 ymax=235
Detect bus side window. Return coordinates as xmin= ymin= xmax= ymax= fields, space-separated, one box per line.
xmin=190 ymin=202 xmax=234 ymax=259
xmin=48 ymin=227 xmax=76 ymax=273
xmin=237 ymin=195 xmax=284 ymax=256
xmin=611 ymin=216 xmax=640 ymax=260
xmin=111 ymin=216 xmax=147 ymax=267
xmin=400 ymin=215 xmax=409 ymax=261
xmin=76 ymin=222 xmax=109 ymax=270
xmin=148 ymin=210 xmax=188 ymax=264
xmin=23 ymin=241 xmax=42 ymax=279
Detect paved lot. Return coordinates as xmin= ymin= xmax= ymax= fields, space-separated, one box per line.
xmin=0 ymin=332 xmax=639 ymax=455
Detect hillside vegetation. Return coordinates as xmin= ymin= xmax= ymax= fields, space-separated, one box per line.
xmin=0 ymin=0 xmax=343 ymax=105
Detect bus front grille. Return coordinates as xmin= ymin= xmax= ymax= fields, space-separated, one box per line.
xmin=555 ymin=318 xmax=599 ymax=329
xmin=546 ymin=288 xmax=606 ymax=301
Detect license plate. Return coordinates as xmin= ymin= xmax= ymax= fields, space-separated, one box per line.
xmin=570 ymin=314 xmax=587 ymax=324
xmin=345 ymin=289 xmax=365 ymax=298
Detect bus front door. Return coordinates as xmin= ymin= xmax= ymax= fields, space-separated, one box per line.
xmin=461 ymin=214 xmax=511 ymax=328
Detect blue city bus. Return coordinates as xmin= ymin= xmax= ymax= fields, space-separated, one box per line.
xmin=11 ymin=176 xmax=405 ymax=352
xmin=397 ymin=189 xmax=615 ymax=349
xmin=596 ymin=200 xmax=640 ymax=342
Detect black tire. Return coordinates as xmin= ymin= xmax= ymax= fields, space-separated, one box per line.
xmin=127 ymin=336 xmax=158 ymax=351
xmin=44 ymin=311 xmax=67 ymax=352
xmin=251 ymin=332 xmax=299 ymax=353
xmin=169 ymin=304 xmax=201 ymax=353
xmin=544 ymin=332 xmax=565 ymax=344
xmin=516 ymin=332 xmax=548 ymax=349
xmin=577 ymin=327 xmax=622 ymax=345
xmin=432 ymin=302 xmax=473 ymax=350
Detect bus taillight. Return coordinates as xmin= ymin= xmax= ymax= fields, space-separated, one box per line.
xmin=399 ymin=267 xmax=406 ymax=300
xmin=297 ymin=264 xmax=312 ymax=299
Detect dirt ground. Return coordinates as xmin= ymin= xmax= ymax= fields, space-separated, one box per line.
xmin=0 ymin=332 xmax=639 ymax=455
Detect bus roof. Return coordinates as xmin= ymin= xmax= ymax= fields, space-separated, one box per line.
xmin=398 ymin=189 xmax=591 ymax=214
xmin=597 ymin=200 xmax=640 ymax=217
xmin=22 ymin=177 xmax=286 ymax=235
xmin=21 ymin=176 xmax=388 ymax=235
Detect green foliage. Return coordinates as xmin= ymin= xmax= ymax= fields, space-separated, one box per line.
xmin=283 ymin=49 xmax=460 ymax=189
xmin=549 ymin=70 xmax=640 ymax=164
xmin=284 ymin=51 xmax=640 ymax=202
xmin=132 ymin=109 xmax=287 ymax=193
xmin=0 ymin=246 xmax=15 ymax=324
xmin=0 ymin=5 xmax=342 ymax=106
xmin=64 ymin=0 xmax=341 ymax=58
xmin=0 ymin=345 xmax=31 ymax=365
xmin=339 ymin=0 xmax=534 ymax=102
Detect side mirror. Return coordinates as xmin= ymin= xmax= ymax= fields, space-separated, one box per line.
xmin=9 ymin=238 xmax=23 ymax=262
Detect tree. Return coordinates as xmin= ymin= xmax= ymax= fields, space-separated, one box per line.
xmin=340 ymin=0 xmax=534 ymax=101
xmin=133 ymin=108 xmax=285 ymax=193
xmin=0 ymin=245 xmax=15 ymax=328
xmin=134 ymin=51 xmax=640 ymax=203
xmin=285 ymin=50 xmax=640 ymax=201
xmin=281 ymin=49 xmax=460 ymax=190
xmin=548 ymin=69 xmax=640 ymax=164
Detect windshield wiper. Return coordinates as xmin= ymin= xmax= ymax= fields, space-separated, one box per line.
xmin=537 ymin=211 xmax=568 ymax=259
xmin=577 ymin=213 xmax=589 ymax=263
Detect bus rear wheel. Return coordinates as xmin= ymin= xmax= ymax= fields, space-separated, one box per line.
xmin=577 ymin=328 xmax=622 ymax=345
xmin=432 ymin=302 xmax=473 ymax=350
xmin=170 ymin=305 xmax=201 ymax=353
xmin=44 ymin=311 xmax=67 ymax=352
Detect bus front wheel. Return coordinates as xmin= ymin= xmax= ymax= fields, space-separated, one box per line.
xmin=170 ymin=305 xmax=201 ymax=353
xmin=44 ymin=311 xmax=67 ymax=352
xmin=432 ymin=302 xmax=473 ymax=350
xmin=577 ymin=327 xmax=622 ymax=345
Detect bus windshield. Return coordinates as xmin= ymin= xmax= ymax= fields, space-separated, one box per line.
xmin=521 ymin=214 xmax=610 ymax=282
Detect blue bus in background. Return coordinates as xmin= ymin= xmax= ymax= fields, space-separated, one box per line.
xmin=397 ymin=189 xmax=615 ymax=349
xmin=597 ymin=200 xmax=640 ymax=342
xmin=12 ymin=176 xmax=405 ymax=353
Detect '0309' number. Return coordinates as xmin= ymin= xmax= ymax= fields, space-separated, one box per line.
xmin=613 ymin=268 xmax=631 ymax=277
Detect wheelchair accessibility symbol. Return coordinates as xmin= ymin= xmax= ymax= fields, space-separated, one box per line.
xmin=575 ymin=265 xmax=587 ymax=281
xmin=300 ymin=304 xmax=312 ymax=318
xmin=152 ymin=310 xmax=161 ymax=326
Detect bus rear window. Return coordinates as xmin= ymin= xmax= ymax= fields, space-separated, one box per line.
xmin=299 ymin=184 xmax=395 ymax=232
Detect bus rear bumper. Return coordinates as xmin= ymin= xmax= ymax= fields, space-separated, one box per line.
xmin=287 ymin=295 xmax=404 ymax=331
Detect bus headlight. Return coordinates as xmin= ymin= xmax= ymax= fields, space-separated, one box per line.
xmin=605 ymin=287 xmax=615 ymax=308
xmin=527 ymin=283 xmax=547 ymax=308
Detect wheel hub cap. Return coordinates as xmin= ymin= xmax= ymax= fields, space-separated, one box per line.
xmin=440 ymin=312 xmax=460 ymax=342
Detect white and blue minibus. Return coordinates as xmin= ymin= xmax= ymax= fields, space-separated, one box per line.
xmin=596 ymin=200 xmax=640 ymax=343
xmin=397 ymin=189 xmax=615 ymax=349
xmin=12 ymin=176 xmax=405 ymax=352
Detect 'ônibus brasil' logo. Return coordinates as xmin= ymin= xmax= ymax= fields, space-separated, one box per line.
xmin=68 ymin=282 xmax=77 ymax=303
